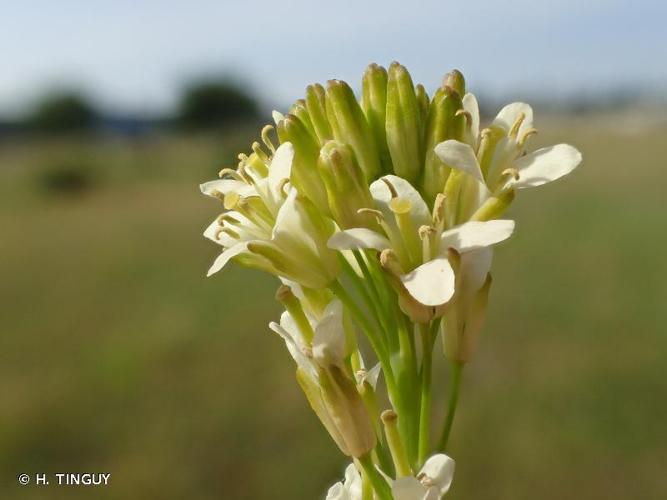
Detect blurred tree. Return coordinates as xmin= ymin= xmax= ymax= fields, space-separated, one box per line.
xmin=28 ymin=92 xmax=97 ymax=132
xmin=178 ymin=81 xmax=259 ymax=128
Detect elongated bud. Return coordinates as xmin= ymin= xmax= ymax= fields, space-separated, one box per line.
xmin=277 ymin=114 xmax=329 ymax=214
xmin=305 ymin=84 xmax=333 ymax=144
xmin=443 ymin=69 xmax=465 ymax=96
xmin=422 ymin=87 xmax=466 ymax=205
xmin=386 ymin=62 xmax=422 ymax=184
xmin=361 ymin=63 xmax=392 ymax=174
xmin=318 ymin=141 xmax=376 ymax=229
xmin=325 ymin=79 xmax=381 ymax=182
xmin=288 ymin=99 xmax=316 ymax=138
xmin=443 ymin=274 xmax=492 ymax=363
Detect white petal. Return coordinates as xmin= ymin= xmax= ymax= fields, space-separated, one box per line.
xmin=313 ymin=300 xmax=347 ymax=367
xmin=492 ymin=102 xmax=534 ymax=136
xmin=203 ymin=218 xmax=224 ymax=245
xmin=434 ymin=140 xmax=484 ymax=183
xmin=343 ymin=464 xmax=362 ymax=499
xmin=365 ymin=363 xmax=382 ymax=389
xmin=392 ymin=477 xmax=430 ymax=500
xmin=326 ymin=482 xmax=348 ymax=500
xmin=206 ymin=243 xmax=248 ymax=276
xmin=328 ymin=228 xmax=391 ymax=251
xmin=419 ymin=454 xmax=455 ymax=495
xmin=440 ymin=220 xmax=515 ymax=252
xmin=460 ymin=248 xmax=493 ymax=295
xmin=400 ymin=257 xmax=456 ymax=307
xmin=512 ymin=144 xmax=582 ymax=189
xmin=370 ymin=175 xmax=431 ymax=227
xmin=268 ymin=142 xmax=294 ymax=200
xmin=462 ymin=93 xmax=480 ymax=146
xmin=200 ymin=179 xmax=255 ymax=198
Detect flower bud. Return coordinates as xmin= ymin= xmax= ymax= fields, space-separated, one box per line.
xmin=288 ymin=99 xmax=316 ymax=138
xmin=305 ymin=84 xmax=333 ymax=145
xmin=443 ymin=69 xmax=465 ymax=96
xmin=317 ymin=141 xmax=376 ymax=229
xmin=276 ymin=114 xmax=330 ymax=214
xmin=422 ymin=87 xmax=465 ymax=205
xmin=386 ymin=62 xmax=423 ymax=185
xmin=326 ymin=79 xmax=381 ymax=182
xmin=361 ymin=63 xmax=392 ymax=174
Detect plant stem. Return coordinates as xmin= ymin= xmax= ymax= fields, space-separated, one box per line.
xmin=358 ymin=452 xmax=393 ymax=500
xmin=330 ymin=280 xmax=397 ymax=398
xmin=417 ymin=323 xmax=435 ymax=465
xmin=437 ymin=360 xmax=463 ymax=452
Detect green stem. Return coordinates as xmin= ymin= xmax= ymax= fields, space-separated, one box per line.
xmin=358 ymin=452 xmax=393 ymax=500
xmin=417 ymin=323 xmax=435 ymax=465
xmin=437 ymin=360 xmax=464 ymax=452
xmin=330 ymin=280 xmax=397 ymax=397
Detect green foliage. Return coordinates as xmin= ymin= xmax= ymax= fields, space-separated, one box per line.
xmin=178 ymin=80 xmax=259 ymax=128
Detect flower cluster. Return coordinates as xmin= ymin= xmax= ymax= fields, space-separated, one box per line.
xmin=201 ymin=62 xmax=581 ymax=499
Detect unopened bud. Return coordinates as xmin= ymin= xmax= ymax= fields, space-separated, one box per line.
xmin=326 ymin=79 xmax=381 ymax=182
xmin=386 ymin=62 xmax=422 ymax=184
xmin=277 ymin=114 xmax=330 ymax=214
xmin=443 ymin=69 xmax=466 ymax=96
xmin=318 ymin=141 xmax=375 ymax=229
xmin=305 ymin=84 xmax=333 ymax=145
xmin=422 ymin=87 xmax=465 ymax=204
xmin=361 ymin=63 xmax=392 ymax=174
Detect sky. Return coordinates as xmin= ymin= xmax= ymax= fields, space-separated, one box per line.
xmin=2 ymin=0 xmax=666 ymax=117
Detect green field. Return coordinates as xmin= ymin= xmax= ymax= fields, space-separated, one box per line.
xmin=1 ymin=118 xmax=666 ymax=499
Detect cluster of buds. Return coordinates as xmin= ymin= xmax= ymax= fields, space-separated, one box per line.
xmin=201 ymin=62 xmax=581 ymax=499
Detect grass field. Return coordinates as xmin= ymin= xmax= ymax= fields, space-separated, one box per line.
xmin=1 ymin=117 xmax=666 ymax=499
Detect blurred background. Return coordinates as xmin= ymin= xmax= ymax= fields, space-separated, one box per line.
xmin=1 ymin=1 xmax=666 ymax=499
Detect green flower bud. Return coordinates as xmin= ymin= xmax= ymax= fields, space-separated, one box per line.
xmin=386 ymin=62 xmax=423 ymax=185
xmin=443 ymin=69 xmax=466 ymax=96
xmin=317 ymin=141 xmax=375 ymax=229
xmin=361 ymin=63 xmax=392 ymax=174
xmin=422 ymin=87 xmax=465 ymax=205
xmin=305 ymin=84 xmax=333 ymax=145
xmin=325 ymin=79 xmax=381 ymax=182
xmin=288 ymin=99 xmax=316 ymax=138
xmin=276 ymin=114 xmax=330 ymax=214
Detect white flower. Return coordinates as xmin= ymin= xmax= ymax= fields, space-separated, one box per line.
xmin=268 ymin=298 xmax=348 ymax=376
xmin=402 ymin=219 xmax=514 ymax=307
xmin=391 ymin=454 xmax=455 ymax=500
xmin=202 ymin=142 xmax=339 ymax=288
xmin=326 ymin=463 xmax=363 ymax=500
xmin=434 ymin=101 xmax=582 ymax=221
xmin=328 ymin=174 xmax=515 ymax=309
